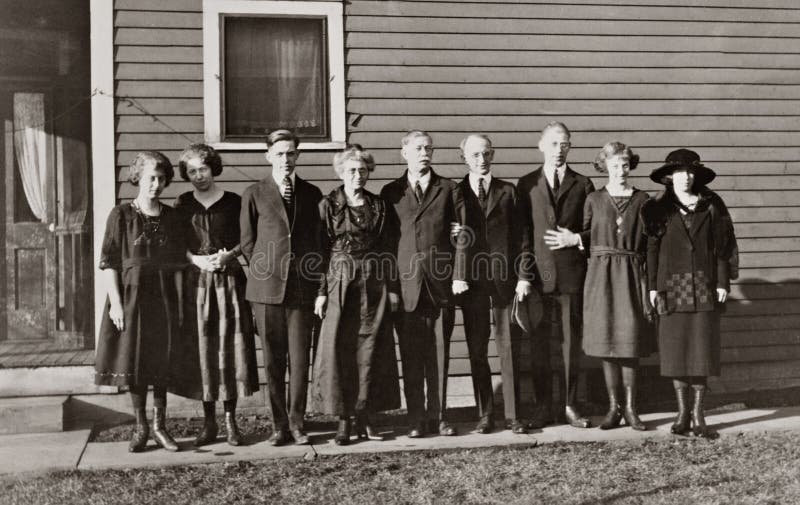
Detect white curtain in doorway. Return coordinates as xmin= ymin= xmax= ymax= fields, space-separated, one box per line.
xmin=13 ymin=92 xmax=48 ymax=222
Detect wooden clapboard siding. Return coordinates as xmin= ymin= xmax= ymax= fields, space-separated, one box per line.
xmin=111 ymin=0 xmax=800 ymax=397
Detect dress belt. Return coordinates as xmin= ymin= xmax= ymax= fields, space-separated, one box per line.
xmin=590 ymin=246 xmax=642 ymax=260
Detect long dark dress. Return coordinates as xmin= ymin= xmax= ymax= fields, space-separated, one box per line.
xmin=94 ymin=203 xmax=186 ymax=387
xmin=643 ymin=188 xmax=738 ymax=377
xmin=582 ymin=188 xmax=654 ymax=358
xmin=174 ymin=191 xmax=259 ymax=401
xmin=310 ymin=187 xmax=401 ymax=416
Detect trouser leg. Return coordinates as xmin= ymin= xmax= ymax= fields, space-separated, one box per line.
xmin=285 ymin=307 xmax=312 ymax=431
xmin=253 ymin=303 xmax=290 ymax=430
xmin=462 ymin=293 xmax=493 ymax=420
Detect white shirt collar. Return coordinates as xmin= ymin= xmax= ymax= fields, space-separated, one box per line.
xmin=407 ymin=169 xmax=431 ymax=192
xmin=544 ymin=164 xmax=566 ymax=187
xmin=272 ymin=170 xmax=296 ymax=192
xmin=468 ymin=172 xmax=492 ymax=197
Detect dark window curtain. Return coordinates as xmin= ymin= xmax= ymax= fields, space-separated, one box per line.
xmin=224 ymin=17 xmax=325 ymax=138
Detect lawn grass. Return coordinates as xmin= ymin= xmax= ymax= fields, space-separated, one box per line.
xmin=2 ymin=431 xmax=799 ymax=505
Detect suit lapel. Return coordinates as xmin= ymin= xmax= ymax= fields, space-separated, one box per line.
xmin=689 ymin=208 xmax=711 ymax=239
xmin=556 ymin=167 xmax=578 ymax=206
xmin=264 ymin=175 xmax=290 ymax=227
xmin=417 ymin=171 xmax=442 ymax=218
xmin=485 ymin=177 xmax=501 ymax=217
xmin=534 ymin=167 xmax=555 ymax=215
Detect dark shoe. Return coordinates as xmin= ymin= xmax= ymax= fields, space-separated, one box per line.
xmin=128 ymin=408 xmax=149 ymax=453
xmin=623 ymin=386 xmax=647 ymax=431
xmin=671 ymin=385 xmax=691 ymax=435
xmin=269 ymin=428 xmax=290 ymax=446
xmin=194 ymin=418 xmax=219 ymax=447
xmin=334 ymin=419 xmax=351 ymax=446
xmin=152 ymin=407 xmax=179 ymax=452
xmin=475 ymin=416 xmax=494 ymax=434
xmin=291 ymin=428 xmax=310 ymax=445
xmin=564 ymin=405 xmax=591 ymax=429
xmin=407 ymin=422 xmax=425 ymax=439
xmin=599 ymin=403 xmax=623 ymax=430
xmin=528 ymin=403 xmax=553 ymax=430
xmin=506 ymin=419 xmax=527 ymax=435
xmin=690 ymin=385 xmax=715 ymax=438
xmin=355 ymin=412 xmax=384 ymax=441
xmin=225 ymin=412 xmax=243 ymax=446
xmin=438 ymin=421 xmax=457 ymax=436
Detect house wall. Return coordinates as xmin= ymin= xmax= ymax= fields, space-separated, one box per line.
xmin=112 ymin=0 xmax=800 ymax=401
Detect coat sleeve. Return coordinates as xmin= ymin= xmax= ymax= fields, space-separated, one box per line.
xmin=512 ymin=185 xmax=535 ymax=282
xmin=450 ymin=183 xmax=468 ymax=283
xmin=239 ymin=187 xmax=257 ymax=263
xmin=581 ymin=194 xmax=593 ymax=255
xmin=377 ymin=198 xmax=401 ymax=295
xmin=99 ymin=206 xmax=123 ymax=271
xmin=641 ymin=198 xmax=665 ymax=291
xmin=709 ymin=192 xmax=739 ymax=290
xmin=516 ymin=178 xmax=536 ymax=283
xmin=317 ymin=197 xmax=332 ymax=297
xmin=578 ymin=179 xmax=595 ymax=247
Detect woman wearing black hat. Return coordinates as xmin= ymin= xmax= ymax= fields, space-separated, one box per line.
xmin=642 ymin=149 xmax=738 ymax=438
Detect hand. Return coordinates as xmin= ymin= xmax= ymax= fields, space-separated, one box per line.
xmin=314 ymin=295 xmax=327 ymax=319
xmin=716 ymin=288 xmax=728 ymax=303
xmin=389 ymin=292 xmax=401 ymax=312
xmin=649 ymin=290 xmax=658 ymax=307
xmin=191 ymin=253 xmax=216 ymax=272
xmin=109 ymin=302 xmax=124 ymax=331
xmin=515 ymin=280 xmax=532 ymax=302
xmin=544 ymin=227 xmax=580 ymax=250
xmin=450 ymin=221 xmax=463 ymax=238
xmin=214 ymin=248 xmax=237 ymax=269
xmin=452 ymin=280 xmax=469 ymax=295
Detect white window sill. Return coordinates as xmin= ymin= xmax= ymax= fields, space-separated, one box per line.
xmin=209 ymin=141 xmax=346 ymax=151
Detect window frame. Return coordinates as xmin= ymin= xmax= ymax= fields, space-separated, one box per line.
xmin=202 ymin=0 xmax=345 ymax=151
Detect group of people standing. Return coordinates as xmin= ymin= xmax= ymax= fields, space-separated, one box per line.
xmin=93 ymin=122 xmax=738 ymax=453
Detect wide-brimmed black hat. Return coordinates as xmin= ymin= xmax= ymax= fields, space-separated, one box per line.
xmin=650 ymin=149 xmax=716 ymax=186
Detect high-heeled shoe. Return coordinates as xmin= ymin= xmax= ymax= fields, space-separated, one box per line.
xmin=334 ymin=418 xmax=351 ymax=445
xmin=622 ymin=386 xmax=647 ymax=431
xmin=355 ymin=412 xmax=384 ymax=441
xmin=671 ymin=385 xmax=691 ymax=435
xmin=129 ymin=408 xmax=149 ymax=453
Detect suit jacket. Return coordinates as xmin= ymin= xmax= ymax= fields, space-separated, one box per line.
xmin=240 ymin=174 xmax=323 ymax=305
xmin=517 ymin=165 xmax=594 ymax=294
xmin=459 ymin=175 xmax=531 ymax=307
xmin=380 ymin=170 xmax=467 ymax=312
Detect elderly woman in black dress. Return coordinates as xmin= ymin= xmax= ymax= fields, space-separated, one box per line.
xmin=175 ymin=144 xmax=259 ymax=447
xmin=311 ymin=145 xmax=401 ymax=445
xmin=94 ymin=151 xmax=186 ymax=453
xmin=582 ymin=142 xmax=654 ymax=431
xmin=642 ymin=149 xmax=738 ymax=438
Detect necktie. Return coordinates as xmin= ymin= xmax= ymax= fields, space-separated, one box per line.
xmin=283 ymin=175 xmax=293 ymax=206
xmin=552 ymin=171 xmax=561 ymax=195
xmin=414 ymin=181 xmax=424 ymax=204
xmin=478 ymin=178 xmax=487 ymax=212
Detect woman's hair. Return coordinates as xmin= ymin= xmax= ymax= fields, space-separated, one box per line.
xmin=128 ymin=151 xmax=174 ymax=186
xmin=266 ymin=129 xmax=300 ymax=149
xmin=592 ymin=141 xmax=640 ymax=173
xmin=333 ymin=144 xmax=375 ymax=176
xmin=178 ymin=143 xmax=223 ymax=180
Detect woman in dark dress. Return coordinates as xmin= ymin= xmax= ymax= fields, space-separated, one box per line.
xmin=582 ymin=142 xmax=654 ymax=431
xmin=642 ymin=149 xmax=738 ymax=438
xmin=311 ymin=145 xmax=401 ymax=445
xmin=94 ymin=151 xmax=186 ymax=453
xmin=175 ymin=144 xmax=259 ymax=447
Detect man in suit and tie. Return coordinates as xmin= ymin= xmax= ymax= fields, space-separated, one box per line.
xmin=456 ymin=134 xmax=533 ymax=435
xmin=381 ymin=130 xmax=469 ymax=438
xmin=516 ymin=122 xmax=594 ymax=429
xmin=240 ymin=129 xmax=323 ymax=446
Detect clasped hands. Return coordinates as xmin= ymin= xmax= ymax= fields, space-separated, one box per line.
xmin=190 ymin=249 xmax=236 ymax=272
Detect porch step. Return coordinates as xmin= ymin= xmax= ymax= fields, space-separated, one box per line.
xmin=0 ymin=396 xmax=68 ymax=435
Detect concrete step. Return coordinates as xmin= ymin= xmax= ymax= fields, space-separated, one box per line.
xmin=0 ymin=396 xmax=69 ymax=435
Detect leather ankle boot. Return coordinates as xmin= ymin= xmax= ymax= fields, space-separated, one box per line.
xmin=225 ymin=411 xmax=242 ymax=446
xmin=671 ymin=385 xmax=691 ymax=435
xmin=334 ymin=418 xmax=351 ymax=445
xmin=622 ymin=386 xmax=646 ymax=431
xmin=599 ymin=387 xmax=622 ymax=430
xmin=691 ymin=385 xmax=712 ymax=438
xmin=356 ymin=411 xmax=384 ymax=441
xmin=194 ymin=403 xmax=218 ymax=447
xmin=129 ymin=408 xmax=149 ymax=453
xmin=152 ymin=407 xmax=179 ymax=452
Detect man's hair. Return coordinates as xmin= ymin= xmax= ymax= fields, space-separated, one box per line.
xmin=401 ymin=130 xmax=432 ymax=146
xmin=540 ymin=121 xmax=571 ymax=139
xmin=266 ymin=129 xmax=300 ymax=149
xmin=459 ymin=133 xmax=493 ymax=152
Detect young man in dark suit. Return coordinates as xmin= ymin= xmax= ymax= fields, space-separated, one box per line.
xmin=380 ymin=131 xmax=469 ymax=438
xmin=456 ymin=134 xmax=533 ymax=435
xmin=516 ymin=122 xmax=595 ymax=429
xmin=240 ymin=129 xmax=323 ymax=446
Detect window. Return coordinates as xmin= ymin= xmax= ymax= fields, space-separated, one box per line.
xmin=203 ymin=0 xmax=345 ymax=150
